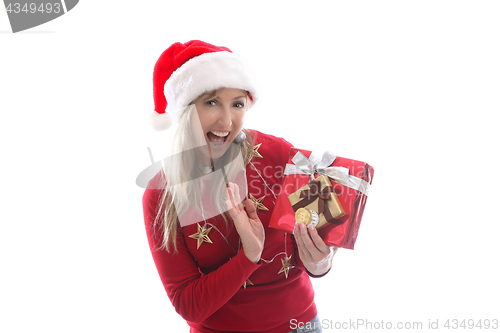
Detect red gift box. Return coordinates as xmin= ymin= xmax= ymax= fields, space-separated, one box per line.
xmin=269 ymin=148 xmax=374 ymax=249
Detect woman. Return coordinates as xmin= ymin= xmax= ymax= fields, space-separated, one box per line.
xmin=143 ymin=40 xmax=336 ymax=333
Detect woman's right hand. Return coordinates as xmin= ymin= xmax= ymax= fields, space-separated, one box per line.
xmin=225 ymin=182 xmax=265 ymax=264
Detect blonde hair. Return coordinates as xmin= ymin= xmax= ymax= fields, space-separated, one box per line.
xmin=153 ymin=91 xmax=255 ymax=252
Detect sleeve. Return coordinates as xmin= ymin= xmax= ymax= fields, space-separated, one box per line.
xmin=306 ymin=267 xmax=332 ymax=278
xmin=142 ymin=188 xmax=261 ymax=324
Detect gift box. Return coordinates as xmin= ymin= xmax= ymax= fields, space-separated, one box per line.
xmin=288 ymin=174 xmax=346 ymax=229
xmin=269 ymin=148 xmax=374 ymax=249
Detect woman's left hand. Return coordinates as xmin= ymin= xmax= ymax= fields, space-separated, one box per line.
xmin=294 ymin=223 xmax=338 ymax=276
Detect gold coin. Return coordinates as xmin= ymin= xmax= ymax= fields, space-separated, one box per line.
xmin=295 ymin=208 xmax=312 ymax=225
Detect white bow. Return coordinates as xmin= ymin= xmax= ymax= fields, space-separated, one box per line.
xmin=284 ymin=151 xmax=371 ymax=196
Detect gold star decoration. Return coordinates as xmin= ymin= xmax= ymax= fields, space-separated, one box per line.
xmin=188 ymin=223 xmax=213 ymax=249
xmin=278 ymin=255 xmax=295 ymax=279
xmin=248 ymin=143 xmax=263 ymax=161
xmin=249 ymin=193 xmax=269 ymax=213
xmin=242 ymin=278 xmax=254 ymax=289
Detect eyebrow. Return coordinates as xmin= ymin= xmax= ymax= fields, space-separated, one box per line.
xmin=200 ymin=93 xmax=247 ymax=100
xmin=201 ymin=92 xmax=217 ymax=99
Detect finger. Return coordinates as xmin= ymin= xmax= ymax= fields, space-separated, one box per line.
xmin=226 ymin=185 xmax=251 ymax=232
xmin=227 ymin=183 xmax=242 ymax=210
xmin=244 ymin=198 xmax=259 ymax=221
xmin=232 ymin=182 xmax=242 ymax=205
xmin=294 ymin=223 xmax=313 ymax=262
xmin=307 ymin=225 xmax=331 ymax=254
xmin=229 ymin=182 xmax=244 ymax=211
xmin=226 ymin=198 xmax=247 ymax=235
xmin=298 ymin=223 xmax=323 ymax=258
xmin=225 ymin=186 xmax=241 ymax=220
xmin=225 ymin=197 xmax=237 ymax=220
xmin=226 ymin=184 xmax=236 ymax=209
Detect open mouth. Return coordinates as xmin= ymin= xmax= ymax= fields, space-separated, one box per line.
xmin=206 ymin=131 xmax=230 ymax=146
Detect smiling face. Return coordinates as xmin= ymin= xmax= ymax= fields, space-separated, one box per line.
xmin=191 ymin=88 xmax=248 ymax=163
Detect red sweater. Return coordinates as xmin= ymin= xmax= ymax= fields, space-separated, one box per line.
xmin=142 ymin=130 xmax=318 ymax=333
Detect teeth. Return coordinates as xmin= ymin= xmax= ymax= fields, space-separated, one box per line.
xmin=210 ymin=131 xmax=229 ymax=137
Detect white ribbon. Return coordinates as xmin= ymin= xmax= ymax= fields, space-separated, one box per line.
xmin=284 ymin=151 xmax=371 ymax=196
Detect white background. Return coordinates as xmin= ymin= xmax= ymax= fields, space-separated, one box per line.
xmin=1 ymin=1 xmax=499 ymax=332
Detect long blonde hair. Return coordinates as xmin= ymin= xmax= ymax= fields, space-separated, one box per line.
xmin=153 ymin=92 xmax=255 ymax=252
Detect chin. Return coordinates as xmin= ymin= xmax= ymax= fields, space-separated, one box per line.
xmin=207 ymin=142 xmax=231 ymax=160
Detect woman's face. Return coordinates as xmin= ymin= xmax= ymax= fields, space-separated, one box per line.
xmin=191 ymin=88 xmax=247 ymax=162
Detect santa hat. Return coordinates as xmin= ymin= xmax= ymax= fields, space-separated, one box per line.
xmin=151 ymin=40 xmax=258 ymax=131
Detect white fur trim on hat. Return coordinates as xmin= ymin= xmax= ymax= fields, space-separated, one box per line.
xmin=150 ymin=111 xmax=173 ymax=131
xmin=163 ymin=51 xmax=258 ymax=123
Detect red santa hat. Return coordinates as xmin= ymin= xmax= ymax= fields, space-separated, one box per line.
xmin=151 ymin=40 xmax=258 ymax=131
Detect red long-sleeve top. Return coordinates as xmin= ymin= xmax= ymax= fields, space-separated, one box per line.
xmin=142 ymin=130 xmax=319 ymax=333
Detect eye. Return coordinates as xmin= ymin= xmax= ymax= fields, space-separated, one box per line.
xmin=205 ymin=99 xmax=217 ymax=106
xmin=234 ymin=102 xmax=245 ymax=108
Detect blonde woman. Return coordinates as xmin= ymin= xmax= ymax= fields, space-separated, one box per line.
xmin=143 ymin=40 xmax=335 ymax=333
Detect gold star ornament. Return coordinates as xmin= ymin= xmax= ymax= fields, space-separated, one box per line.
xmin=278 ymin=255 xmax=295 ymax=279
xmin=249 ymin=143 xmax=263 ymax=160
xmin=242 ymin=278 xmax=254 ymax=289
xmin=249 ymin=194 xmax=269 ymax=213
xmin=188 ymin=223 xmax=213 ymax=249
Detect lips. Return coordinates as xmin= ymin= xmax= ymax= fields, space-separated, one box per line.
xmin=207 ymin=131 xmax=230 ymax=145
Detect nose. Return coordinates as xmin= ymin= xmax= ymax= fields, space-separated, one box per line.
xmin=216 ymin=104 xmax=232 ymax=128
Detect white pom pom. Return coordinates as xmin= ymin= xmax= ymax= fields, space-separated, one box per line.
xmin=150 ymin=111 xmax=173 ymax=131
